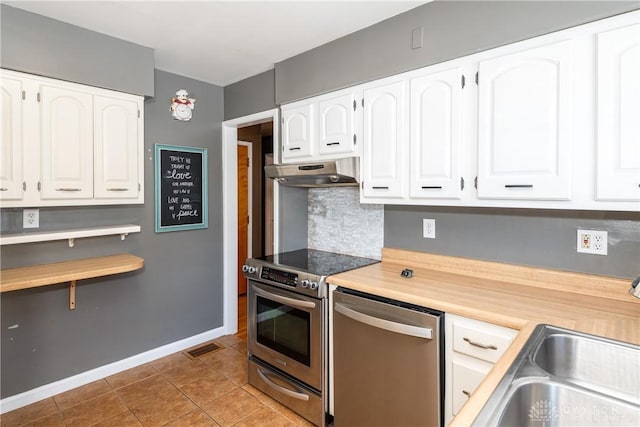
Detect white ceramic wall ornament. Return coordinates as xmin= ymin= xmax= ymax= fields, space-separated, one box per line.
xmin=170 ymin=89 xmax=196 ymax=121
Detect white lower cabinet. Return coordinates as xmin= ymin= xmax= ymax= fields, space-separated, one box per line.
xmin=0 ymin=69 xmax=144 ymax=207
xmin=444 ymin=313 xmax=517 ymax=425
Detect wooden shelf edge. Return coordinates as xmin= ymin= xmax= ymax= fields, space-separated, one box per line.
xmin=0 ymin=225 xmax=141 ymax=246
xmin=0 ymin=254 xmax=144 ymax=293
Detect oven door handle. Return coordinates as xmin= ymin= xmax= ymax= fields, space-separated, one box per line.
xmin=335 ymin=302 xmax=433 ymax=339
xmin=252 ymin=285 xmax=316 ymax=309
xmin=257 ymin=368 xmax=311 ymax=401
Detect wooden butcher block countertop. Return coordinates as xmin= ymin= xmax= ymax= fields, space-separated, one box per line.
xmin=326 ymin=248 xmax=640 ymax=427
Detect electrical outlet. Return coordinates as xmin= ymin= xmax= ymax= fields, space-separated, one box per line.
xmin=23 ymin=208 xmax=39 ymax=229
xmin=577 ymin=229 xmax=607 ymax=255
xmin=423 ymin=219 xmax=436 ymax=239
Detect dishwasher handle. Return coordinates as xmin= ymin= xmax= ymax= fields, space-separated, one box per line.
xmin=335 ymin=302 xmax=433 ymax=339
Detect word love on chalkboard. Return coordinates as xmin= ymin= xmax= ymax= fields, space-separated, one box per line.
xmin=154 ymin=144 xmax=208 ymax=233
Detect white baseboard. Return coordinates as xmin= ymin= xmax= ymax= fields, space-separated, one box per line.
xmin=0 ymin=326 xmax=225 ymax=414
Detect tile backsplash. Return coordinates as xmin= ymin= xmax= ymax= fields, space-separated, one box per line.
xmin=308 ymin=187 xmax=383 ymax=259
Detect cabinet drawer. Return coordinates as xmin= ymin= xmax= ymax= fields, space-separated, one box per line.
xmin=452 ymin=321 xmax=516 ymax=363
xmin=451 ymin=360 xmax=489 ymax=416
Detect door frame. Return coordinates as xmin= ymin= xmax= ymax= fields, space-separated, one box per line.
xmin=237 ymin=140 xmax=253 ymax=263
xmin=222 ymin=109 xmax=279 ymax=334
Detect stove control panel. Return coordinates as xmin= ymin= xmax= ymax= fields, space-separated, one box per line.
xmin=260 ymin=267 xmax=298 ymax=288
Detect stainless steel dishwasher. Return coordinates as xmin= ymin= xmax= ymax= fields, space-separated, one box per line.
xmin=332 ymin=288 xmax=443 ymax=427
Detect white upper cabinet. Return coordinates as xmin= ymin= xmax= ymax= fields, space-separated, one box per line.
xmin=477 ymin=40 xmax=573 ymax=200
xmin=281 ymin=103 xmax=313 ymax=162
xmin=94 ymin=95 xmax=140 ymax=199
xmin=596 ymin=23 xmax=640 ymax=201
xmin=40 ymin=84 xmax=94 ymax=200
xmin=361 ymin=79 xmax=406 ymax=199
xmin=280 ymin=88 xmax=361 ymax=164
xmin=409 ymin=66 xmax=464 ymax=199
xmin=0 ymin=75 xmax=24 ymax=200
xmin=318 ymin=92 xmax=358 ymax=157
xmin=0 ymin=69 xmax=144 ymax=207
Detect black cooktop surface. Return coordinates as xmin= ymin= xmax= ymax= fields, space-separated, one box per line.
xmin=257 ymin=249 xmax=379 ymax=277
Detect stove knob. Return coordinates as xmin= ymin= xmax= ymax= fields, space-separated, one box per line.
xmin=309 ymin=281 xmax=318 ymax=290
xmin=247 ymin=266 xmax=257 ymax=274
xmin=301 ymin=280 xmax=310 ymax=288
xmin=241 ymin=265 xmax=250 ymax=273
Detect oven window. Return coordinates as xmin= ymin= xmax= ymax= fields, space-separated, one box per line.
xmin=256 ymin=295 xmax=311 ymax=366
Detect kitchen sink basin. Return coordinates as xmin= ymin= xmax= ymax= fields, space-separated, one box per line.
xmin=533 ymin=333 xmax=640 ymax=404
xmin=473 ymin=325 xmax=640 ymax=426
xmin=495 ymin=379 xmax=640 ymax=427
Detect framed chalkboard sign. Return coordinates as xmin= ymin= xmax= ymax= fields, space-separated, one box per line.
xmin=154 ymin=144 xmax=208 ymax=233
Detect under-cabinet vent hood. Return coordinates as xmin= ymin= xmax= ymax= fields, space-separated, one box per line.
xmin=265 ymin=157 xmax=359 ymax=188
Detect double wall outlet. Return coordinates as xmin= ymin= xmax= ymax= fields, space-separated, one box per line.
xmin=23 ymin=208 xmax=39 ymax=228
xmin=577 ymin=229 xmax=608 ymax=255
xmin=423 ymin=219 xmax=436 ymax=239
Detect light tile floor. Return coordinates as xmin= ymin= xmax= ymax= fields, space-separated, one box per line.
xmin=1 ymin=334 xmax=313 ymax=427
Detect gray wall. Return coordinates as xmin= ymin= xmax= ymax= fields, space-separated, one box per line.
xmin=0 ymin=5 xmax=154 ymax=96
xmin=0 ymin=10 xmax=224 ymax=397
xmin=275 ymin=0 xmax=639 ymax=103
xmin=224 ymin=69 xmax=276 ymax=120
xmin=385 ymin=207 xmax=640 ymax=279
xmin=278 ymin=186 xmax=308 ymax=252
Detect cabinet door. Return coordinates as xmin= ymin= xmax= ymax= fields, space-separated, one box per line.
xmin=477 ymin=40 xmax=573 ymax=200
xmin=94 ymin=95 xmax=140 ymax=199
xmin=410 ymin=67 xmax=464 ymax=199
xmin=40 ymin=84 xmax=93 ymax=200
xmin=281 ymin=103 xmax=313 ymax=162
xmin=596 ymin=23 xmax=640 ymax=201
xmin=318 ymin=92 xmax=357 ymax=157
xmin=362 ymin=80 xmax=406 ymax=199
xmin=451 ymin=360 xmax=490 ymax=416
xmin=0 ymin=76 xmax=24 ymax=200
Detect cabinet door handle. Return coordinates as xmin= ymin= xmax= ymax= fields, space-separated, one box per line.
xmin=505 ymin=184 xmax=533 ymax=189
xmin=56 ymin=188 xmax=82 ymax=192
xmin=107 ymin=188 xmax=129 ymax=192
xmin=463 ymin=337 xmax=497 ymax=350
xmin=0 ymin=188 xmax=7 ymax=191
xmin=288 ymin=147 xmax=301 ymax=151
xmin=372 ymin=186 xmax=389 ymax=190
xmin=326 ymin=142 xmax=340 ymax=146
xmin=462 ymin=390 xmax=471 ymax=397
xmin=421 ymin=186 xmax=443 ymax=190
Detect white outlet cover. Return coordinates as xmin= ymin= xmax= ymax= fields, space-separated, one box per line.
xmin=577 ymin=229 xmax=607 ymax=255
xmin=423 ymin=218 xmax=435 ymax=239
xmin=23 ymin=208 xmax=40 ymax=229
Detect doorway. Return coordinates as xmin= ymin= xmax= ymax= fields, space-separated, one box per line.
xmin=222 ymin=109 xmax=279 ymax=335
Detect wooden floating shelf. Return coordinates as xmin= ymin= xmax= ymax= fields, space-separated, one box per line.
xmin=0 ymin=224 xmax=141 ymax=247
xmin=0 ymin=254 xmax=144 ymax=309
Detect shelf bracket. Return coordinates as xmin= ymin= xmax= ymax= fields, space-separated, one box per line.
xmin=69 ymin=280 xmax=77 ymax=310
xmin=68 ymin=238 xmax=75 ymax=248
xmin=120 ymin=233 xmax=128 ymax=241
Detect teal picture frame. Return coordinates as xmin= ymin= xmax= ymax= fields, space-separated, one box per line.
xmin=154 ymin=144 xmax=208 ymax=233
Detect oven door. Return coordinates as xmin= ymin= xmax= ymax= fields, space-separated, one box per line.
xmin=248 ymin=279 xmax=324 ymax=391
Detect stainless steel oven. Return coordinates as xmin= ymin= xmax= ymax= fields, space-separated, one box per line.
xmin=248 ymin=280 xmax=323 ymax=390
xmin=243 ymin=249 xmax=379 ymax=427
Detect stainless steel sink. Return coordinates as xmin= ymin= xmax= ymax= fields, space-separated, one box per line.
xmin=533 ymin=333 xmax=640 ymax=404
xmin=494 ymin=379 xmax=640 ymax=427
xmin=473 ymin=325 xmax=640 ymax=426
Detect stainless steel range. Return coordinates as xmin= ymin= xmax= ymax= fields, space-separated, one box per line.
xmin=242 ymin=249 xmax=379 ymax=426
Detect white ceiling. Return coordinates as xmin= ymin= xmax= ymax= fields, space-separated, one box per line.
xmin=5 ymin=1 xmax=426 ymax=86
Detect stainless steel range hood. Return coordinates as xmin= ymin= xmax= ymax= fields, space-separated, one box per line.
xmin=265 ymin=157 xmax=359 ymax=188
